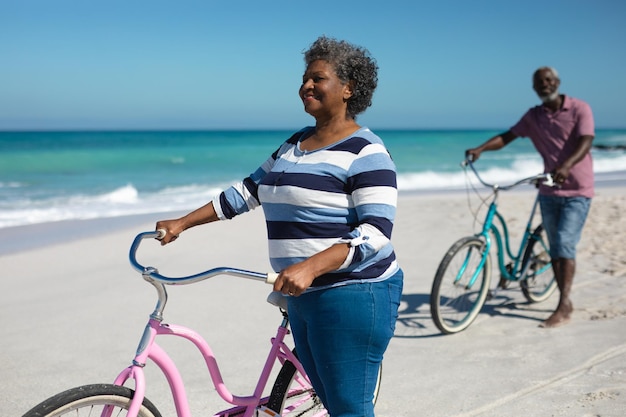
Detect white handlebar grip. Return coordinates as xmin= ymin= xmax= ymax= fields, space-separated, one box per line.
xmin=156 ymin=228 xmax=167 ymax=240
xmin=266 ymin=272 xmax=279 ymax=284
xmin=543 ymin=173 xmax=556 ymax=188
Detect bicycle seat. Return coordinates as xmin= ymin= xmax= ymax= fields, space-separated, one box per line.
xmin=267 ymin=291 xmax=289 ymax=310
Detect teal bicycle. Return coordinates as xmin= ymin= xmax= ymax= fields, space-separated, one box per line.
xmin=430 ymin=159 xmax=557 ymax=334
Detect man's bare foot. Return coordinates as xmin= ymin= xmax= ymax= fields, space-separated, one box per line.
xmin=539 ymin=311 xmax=571 ymax=328
xmin=539 ymin=301 xmax=573 ymax=328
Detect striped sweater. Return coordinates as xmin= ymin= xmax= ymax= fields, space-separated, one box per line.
xmin=213 ymin=126 xmax=399 ymax=288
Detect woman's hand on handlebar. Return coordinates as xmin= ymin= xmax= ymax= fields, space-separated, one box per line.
xmin=155 ymin=202 xmax=220 ymax=245
xmin=155 ymin=219 xmax=184 ymax=245
xmin=272 ymin=263 xmax=316 ymax=297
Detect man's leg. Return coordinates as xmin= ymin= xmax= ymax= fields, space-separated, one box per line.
xmin=538 ymin=196 xmax=590 ymax=328
xmin=540 ymin=257 xmax=575 ymax=327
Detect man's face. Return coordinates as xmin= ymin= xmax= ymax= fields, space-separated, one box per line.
xmin=533 ymin=69 xmax=560 ymax=103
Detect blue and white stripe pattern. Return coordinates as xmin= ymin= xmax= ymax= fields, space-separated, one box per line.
xmin=213 ymin=126 xmax=399 ymax=288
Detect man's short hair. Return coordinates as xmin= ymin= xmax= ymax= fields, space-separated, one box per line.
xmin=534 ymin=66 xmax=559 ymax=81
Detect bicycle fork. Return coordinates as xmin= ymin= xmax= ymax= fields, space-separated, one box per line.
xmin=457 ymin=239 xmax=490 ymax=290
xmin=458 ymin=199 xmax=497 ymax=290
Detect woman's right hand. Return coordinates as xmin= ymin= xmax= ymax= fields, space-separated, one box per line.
xmin=155 ymin=219 xmax=184 ymax=245
xmin=154 ymin=201 xmax=219 ymax=245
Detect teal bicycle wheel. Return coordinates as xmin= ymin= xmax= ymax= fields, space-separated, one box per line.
xmin=520 ymin=225 xmax=557 ymax=303
xmin=430 ymin=236 xmax=491 ymax=334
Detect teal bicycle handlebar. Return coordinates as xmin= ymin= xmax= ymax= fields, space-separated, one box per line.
xmin=463 ymin=159 xmax=555 ymax=190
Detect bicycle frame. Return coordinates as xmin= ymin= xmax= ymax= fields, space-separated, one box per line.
xmin=468 ymin=192 xmax=542 ymax=287
xmin=461 ymin=161 xmax=553 ymax=290
xmin=112 ymin=314 xmax=307 ymax=417
xmin=112 ymin=231 xmax=318 ymax=417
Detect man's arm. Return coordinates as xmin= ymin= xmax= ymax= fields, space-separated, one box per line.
xmin=553 ymin=134 xmax=594 ymax=183
xmin=465 ymin=130 xmax=518 ymax=161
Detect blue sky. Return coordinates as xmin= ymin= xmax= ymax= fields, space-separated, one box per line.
xmin=1 ymin=0 xmax=625 ymax=130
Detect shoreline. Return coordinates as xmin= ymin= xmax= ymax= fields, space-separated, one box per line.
xmin=3 ymin=175 xmax=625 ymax=256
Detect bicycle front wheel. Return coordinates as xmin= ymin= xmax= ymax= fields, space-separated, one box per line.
xmin=22 ymin=384 xmax=162 ymax=417
xmin=430 ymin=236 xmax=491 ymax=334
xmin=266 ymin=350 xmax=382 ymax=416
xmin=520 ymin=225 xmax=557 ymax=303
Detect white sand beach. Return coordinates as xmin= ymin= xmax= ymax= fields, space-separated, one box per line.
xmin=2 ymin=187 xmax=625 ymax=416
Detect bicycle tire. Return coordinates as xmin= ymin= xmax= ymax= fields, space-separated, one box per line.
xmin=22 ymin=384 xmax=162 ymax=417
xmin=520 ymin=225 xmax=557 ymax=303
xmin=266 ymin=349 xmax=382 ymax=416
xmin=430 ymin=236 xmax=491 ymax=334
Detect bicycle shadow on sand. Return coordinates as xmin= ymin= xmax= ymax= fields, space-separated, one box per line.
xmin=394 ymin=290 xmax=554 ymax=339
xmin=480 ymin=289 xmax=555 ymax=324
xmin=394 ymin=292 xmax=440 ymax=339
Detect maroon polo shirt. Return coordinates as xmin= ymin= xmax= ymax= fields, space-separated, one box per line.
xmin=511 ymin=95 xmax=595 ymax=198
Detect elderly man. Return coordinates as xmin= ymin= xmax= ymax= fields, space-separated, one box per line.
xmin=466 ymin=67 xmax=595 ymax=328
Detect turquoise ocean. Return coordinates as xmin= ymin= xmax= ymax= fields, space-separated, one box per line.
xmin=1 ymin=129 xmax=626 ymax=229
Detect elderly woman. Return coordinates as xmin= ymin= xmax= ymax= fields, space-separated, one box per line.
xmin=157 ymin=36 xmax=402 ymax=417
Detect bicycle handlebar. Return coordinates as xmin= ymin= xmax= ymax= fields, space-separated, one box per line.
xmin=129 ymin=231 xmax=278 ymax=285
xmin=462 ymin=159 xmax=555 ymax=190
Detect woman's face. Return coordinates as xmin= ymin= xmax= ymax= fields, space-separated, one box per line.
xmin=299 ymin=60 xmax=352 ymax=120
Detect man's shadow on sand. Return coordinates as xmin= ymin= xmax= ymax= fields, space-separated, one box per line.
xmin=395 ymin=289 xmax=554 ymax=338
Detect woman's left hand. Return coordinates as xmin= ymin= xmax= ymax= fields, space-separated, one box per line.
xmin=273 ymin=263 xmax=316 ymax=297
xmin=273 ymin=243 xmax=350 ymax=296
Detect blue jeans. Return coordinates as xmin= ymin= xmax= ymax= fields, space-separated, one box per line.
xmin=539 ymin=195 xmax=591 ymax=259
xmin=287 ymin=270 xmax=403 ymax=417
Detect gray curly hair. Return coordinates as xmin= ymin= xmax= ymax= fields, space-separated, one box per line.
xmin=533 ymin=66 xmax=559 ymax=81
xmin=303 ymin=36 xmax=378 ymax=119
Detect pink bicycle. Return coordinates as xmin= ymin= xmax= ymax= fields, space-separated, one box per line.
xmin=23 ymin=230 xmax=382 ymax=417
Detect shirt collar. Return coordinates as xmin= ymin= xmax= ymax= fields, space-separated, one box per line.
xmin=561 ymin=94 xmax=571 ymax=111
xmin=539 ymin=94 xmax=569 ymax=114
